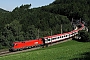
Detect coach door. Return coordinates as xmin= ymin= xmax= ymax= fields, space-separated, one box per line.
xmin=45 ymin=38 xmax=48 ymax=44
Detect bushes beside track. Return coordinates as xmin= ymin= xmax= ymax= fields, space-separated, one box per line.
xmin=78 ymin=30 xmax=90 ymax=42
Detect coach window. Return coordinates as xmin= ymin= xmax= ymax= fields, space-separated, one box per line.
xmin=66 ymin=35 xmax=67 ymax=37
xmin=60 ymin=36 xmax=61 ymax=38
xmin=48 ymin=39 xmax=51 ymax=41
xmin=62 ymin=36 xmax=63 ymax=38
xmin=67 ymin=35 xmax=69 ymax=37
xmin=75 ymin=32 xmax=76 ymax=34
xmin=58 ymin=37 xmax=59 ymax=39
xmin=53 ymin=38 xmax=54 ymax=40
xmin=51 ymin=38 xmax=53 ymax=40
xmin=72 ymin=34 xmax=73 ymax=35
xmin=52 ymin=38 xmax=54 ymax=40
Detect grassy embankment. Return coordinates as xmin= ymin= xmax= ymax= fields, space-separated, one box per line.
xmin=0 ymin=40 xmax=90 ymax=60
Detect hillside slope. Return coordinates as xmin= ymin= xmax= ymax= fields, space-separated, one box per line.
xmin=0 ymin=0 xmax=90 ymax=49
xmin=0 ymin=8 xmax=9 ymax=12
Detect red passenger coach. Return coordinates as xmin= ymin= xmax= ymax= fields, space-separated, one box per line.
xmin=9 ymin=39 xmax=43 ymax=51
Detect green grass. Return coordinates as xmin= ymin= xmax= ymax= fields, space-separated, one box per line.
xmin=0 ymin=40 xmax=90 ymax=60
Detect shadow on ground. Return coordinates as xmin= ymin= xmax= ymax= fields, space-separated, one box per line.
xmin=70 ymin=51 xmax=90 ymax=60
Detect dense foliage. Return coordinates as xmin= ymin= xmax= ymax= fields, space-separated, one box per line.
xmin=0 ymin=0 xmax=90 ymax=49
xmin=78 ymin=30 xmax=90 ymax=42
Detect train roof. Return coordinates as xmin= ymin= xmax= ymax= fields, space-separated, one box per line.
xmin=13 ymin=39 xmax=41 ymax=44
xmin=43 ymin=33 xmax=63 ymax=39
xmin=43 ymin=31 xmax=72 ymax=39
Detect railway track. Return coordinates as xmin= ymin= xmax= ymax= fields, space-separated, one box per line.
xmin=0 ymin=47 xmax=41 ymax=56
xmin=0 ymin=39 xmax=71 ymax=56
xmin=0 ymin=51 xmax=10 ymax=55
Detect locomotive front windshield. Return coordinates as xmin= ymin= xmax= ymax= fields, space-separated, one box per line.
xmin=11 ymin=44 xmax=14 ymax=47
xmin=11 ymin=43 xmax=18 ymax=47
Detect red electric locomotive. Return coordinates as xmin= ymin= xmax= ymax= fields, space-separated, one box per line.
xmin=9 ymin=39 xmax=44 ymax=51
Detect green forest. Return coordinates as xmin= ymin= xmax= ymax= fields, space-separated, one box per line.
xmin=0 ymin=0 xmax=90 ymax=49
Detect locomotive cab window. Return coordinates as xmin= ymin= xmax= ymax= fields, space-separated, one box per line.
xmin=15 ymin=44 xmax=18 ymax=46
xmin=12 ymin=44 xmax=14 ymax=47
